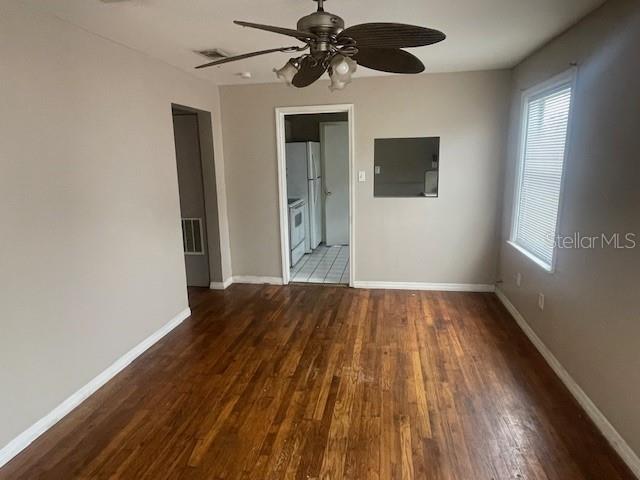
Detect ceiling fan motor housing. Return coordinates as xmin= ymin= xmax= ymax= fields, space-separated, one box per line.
xmin=297 ymin=10 xmax=345 ymax=53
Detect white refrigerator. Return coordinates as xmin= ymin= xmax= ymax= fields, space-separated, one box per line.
xmin=286 ymin=142 xmax=322 ymax=252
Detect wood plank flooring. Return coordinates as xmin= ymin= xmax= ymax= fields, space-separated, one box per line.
xmin=0 ymin=285 xmax=634 ymax=479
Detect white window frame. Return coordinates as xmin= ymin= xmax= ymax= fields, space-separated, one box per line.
xmin=508 ymin=68 xmax=577 ymax=273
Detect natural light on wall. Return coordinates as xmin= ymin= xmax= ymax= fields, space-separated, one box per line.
xmin=510 ymin=70 xmax=575 ymax=271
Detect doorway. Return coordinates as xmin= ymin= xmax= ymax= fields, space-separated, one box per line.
xmin=171 ymin=104 xmax=223 ymax=288
xmin=276 ymin=105 xmax=355 ymax=286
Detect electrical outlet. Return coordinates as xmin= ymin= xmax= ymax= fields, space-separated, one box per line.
xmin=358 ymin=170 xmax=366 ymax=182
xmin=375 ymin=166 xmax=381 ymax=174
xmin=538 ymin=293 xmax=545 ymax=311
xmin=516 ymin=272 xmax=522 ymax=287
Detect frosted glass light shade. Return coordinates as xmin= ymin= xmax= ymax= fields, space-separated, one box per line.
xmin=328 ymin=55 xmax=357 ymax=91
xmin=329 ymin=76 xmax=347 ymax=91
xmin=274 ymin=59 xmax=299 ymax=86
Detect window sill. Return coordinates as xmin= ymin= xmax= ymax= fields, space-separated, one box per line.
xmin=507 ymin=241 xmax=555 ymax=273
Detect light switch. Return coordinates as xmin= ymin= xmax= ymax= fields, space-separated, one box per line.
xmin=538 ymin=293 xmax=545 ymax=310
xmin=375 ymin=166 xmax=381 ymax=175
xmin=358 ymin=170 xmax=366 ymax=182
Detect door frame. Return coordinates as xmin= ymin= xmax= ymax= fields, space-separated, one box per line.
xmin=171 ymin=103 xmax=224 ymax=288
xmin=275 ymin=104 xmax=355 ymax=286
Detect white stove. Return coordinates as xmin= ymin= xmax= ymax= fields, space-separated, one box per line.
xmin=288 ymin=198 xmax=306 ymax=267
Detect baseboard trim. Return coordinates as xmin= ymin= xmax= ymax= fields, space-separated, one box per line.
xmin=353 ymin=281 xmax=496 ymax=292
xmin=209 ymin=276 xmax=284 ymax=289
xmin=209 ymin=277 xmax=233 ymax=290
xmin=0 ymin=307 xmax=191 ymax=470
xmin=211 ymin=278 xmax=494 ymax=292
xmin=495 ymin=289 xmax=640 ymax=478
xmin=231 ymin=276 xmax=284 ymax=286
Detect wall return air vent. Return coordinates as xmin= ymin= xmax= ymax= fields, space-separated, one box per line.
xmin=181 ymin=218 xmax=204 ymax=255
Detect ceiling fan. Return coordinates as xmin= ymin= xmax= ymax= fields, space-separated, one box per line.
xmin=195 ymin=0 xmax=446 ymax=91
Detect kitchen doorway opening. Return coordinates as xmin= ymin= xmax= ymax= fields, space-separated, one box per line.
xmin=275 ymin=105 xmax=355 ymax=286
xmin=171 ymin=104 xmax=224 ymax=289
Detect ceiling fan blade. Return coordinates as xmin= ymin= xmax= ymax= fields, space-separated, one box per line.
xmin=195 ymin=47 xmax=299 ymax=69
xmin=234 ymin=21 xmax=318 ymax=41
xmin=353 ymin=47 xmax=425 ymax=74
xmin=339 ymin=23 xmax=445 ymax=49
xmin=292 ymin=56 xmax=328 ymax=88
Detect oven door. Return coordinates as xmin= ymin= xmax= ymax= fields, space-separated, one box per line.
xmin=289 ymin=205 xmax=305 ymax=248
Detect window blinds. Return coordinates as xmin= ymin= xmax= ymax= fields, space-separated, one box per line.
xmin=513 ymin=82 xmax=573 ymax=268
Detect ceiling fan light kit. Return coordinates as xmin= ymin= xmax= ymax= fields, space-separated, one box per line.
xmin=328 ymin=55 xmax=357 ymax=91
xmin=196 ymin=0 xmax=446 ymax=91
xmin=273 ymin=58 xmax=301 ymax=86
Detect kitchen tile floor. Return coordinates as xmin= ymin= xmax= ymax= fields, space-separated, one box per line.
xmin=291 ymin=244 xmax=349 ymax=284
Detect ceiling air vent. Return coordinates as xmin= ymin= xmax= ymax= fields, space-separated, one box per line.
xmin=196 ymin=49 xmax=230 ymax=61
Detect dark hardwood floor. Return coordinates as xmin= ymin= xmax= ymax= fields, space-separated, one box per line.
xmin=0 ymin=285 xmax=634 ymax=479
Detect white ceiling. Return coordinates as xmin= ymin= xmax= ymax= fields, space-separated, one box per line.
xmin=24 ymin=0 xmax=605 ymax=85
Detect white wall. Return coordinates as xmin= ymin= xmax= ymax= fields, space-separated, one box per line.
xmin=0 ymin=1 xmax=230 ymax=449
xmin=220 ymin=71 xmax=511 ymax=285
xmin=498 ymin=0 xmax=640 ymax=461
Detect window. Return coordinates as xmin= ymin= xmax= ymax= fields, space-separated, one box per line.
xmin=510 ymin=70 xmax=575 ymax=271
